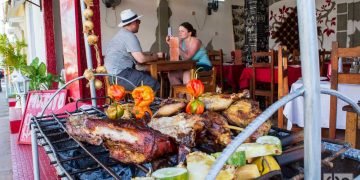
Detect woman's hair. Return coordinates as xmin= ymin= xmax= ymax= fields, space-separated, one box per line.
xmin=180 ymin=22 xmax=197 ymax=37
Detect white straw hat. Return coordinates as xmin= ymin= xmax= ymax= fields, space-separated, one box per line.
xmin=118 ymin=9 xmax=143 ymax=27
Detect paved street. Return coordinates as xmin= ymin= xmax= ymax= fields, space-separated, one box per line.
xmin=0 ymin=87 xmax=12 ymax=180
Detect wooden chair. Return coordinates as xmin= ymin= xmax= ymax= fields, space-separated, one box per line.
xmin=172 ymin=67 xmax=217 ymax=98
xmin=290 ymin=49 xmax=301 ymax=65
xmin=234 ymin=49 xmax=243 ymax=65
xmin=208 ymin=49 xmax=224 ymax=90
xmin=342 ymin=101 xmax=360 ymax=148
xmin=319 ymin=49 xmax=331 ymax=77
xmin=251 ymin=50 xmax=276 ymax=108
xmin=329 ymin=42 xmax=360 ymax=139
xmin=277 ymin=46 xmax=289 ymax=129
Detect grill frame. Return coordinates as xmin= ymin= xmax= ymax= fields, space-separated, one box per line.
xmin=31 ymin=105 xmax=151 ymax=180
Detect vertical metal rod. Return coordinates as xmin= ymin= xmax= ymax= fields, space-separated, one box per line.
xmin=80 ymin=0 xmax=97 ymax=106
xmin=296 ymin=0 xmax=322 ymax=179
xmin=31 ymin=124 xmax=40 ymax=180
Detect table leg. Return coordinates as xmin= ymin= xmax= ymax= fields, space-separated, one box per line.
xmin=150 ymin=64 xmax=158 ymax=80
xmin=345 ymin=112 xmax=359 ymax=148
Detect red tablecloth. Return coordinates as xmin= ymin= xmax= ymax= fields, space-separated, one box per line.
xmin=238 ymin=65 xmax=302 ymax=89
xmin=215 ymin=64 xmax=245 ymax=91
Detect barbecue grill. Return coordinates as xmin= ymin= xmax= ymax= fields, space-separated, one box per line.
xmin=31 ymin=99 xmax=360 ymax=180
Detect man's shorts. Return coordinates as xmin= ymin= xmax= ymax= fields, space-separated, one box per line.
xmin=112 ymin=68 xmax=160 ymax=91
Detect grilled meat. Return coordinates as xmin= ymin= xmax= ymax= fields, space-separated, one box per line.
xmin=66 ymin=114 xmax=103 ymax=145
xmin=199 ymin=90 xmax=250 ymax=111
xmin=201 ymin=111 xmax=232 ymax=146
xmin=84 ymin=118 xmax=177 ymax=164
xmin=149 ymin=112 xmax=232 ymax=148
xmin=148 ymin=113 xmax=205 ymax=147
xmin=155 ymin=98 xmax=187 ymax=117
xmin=223 ymin=99 xmax=271 ymax=142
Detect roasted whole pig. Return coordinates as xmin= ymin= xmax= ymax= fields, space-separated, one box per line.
xmin=223 ymin=99 xmax=272 ymax=141
xmin=66 ymin=114 xmax=103 ymax=145
xmin=86 ymin=118 xmax=177 ymax=164
xmin=148 ymin=113 xmax=205 ymax=147
xmin=199 ymin=90 xmax=250 ymax=111
xmin=66 ymin=115 xmax=177 ymax=164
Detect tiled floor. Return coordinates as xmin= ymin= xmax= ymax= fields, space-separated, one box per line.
xmin=0 ymin=89 xmax=12 ymax=180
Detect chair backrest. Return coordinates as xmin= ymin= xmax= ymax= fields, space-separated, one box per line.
xmin=208 ymin=49 xmax=224 ymax=65
xmin=290 ymin=49 xmax=301 ymax=65
xmin=194 ymin=67 xmax=217 ymax=92
xmin=277 ymin=46 xmax=289 ymax=129
xmin=251 ymin=50 xmax=276 ymax=106
xmin=208 ymin=49 xmax=224 ymax=89
xmin=328 ymin=41 xmax=360 ymax=139
xmin=319 ymin=49 xmax=331 ymax=76
xmin=234 ymin=49 xmax=243 ymax=65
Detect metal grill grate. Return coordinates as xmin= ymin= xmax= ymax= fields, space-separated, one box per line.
xmin=31 ymin=106 xmax=150 ymax=180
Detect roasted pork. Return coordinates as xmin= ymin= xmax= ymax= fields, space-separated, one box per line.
xmin=66 ymin=114 xmax=103 ymax=145
xmin=66 ymin=115 xmax=177 ymax=164
xmin=148 ymin=113 xmax=205 ymax=147
xmin=85 ymin=118 xmax=177 ymax=164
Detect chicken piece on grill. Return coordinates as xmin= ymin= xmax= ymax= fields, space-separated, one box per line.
xmin=84 ymin=118 xmax=177 ymax=164
xmin=148 ymin=113 xmax=205 ymax=147
xmin=155 ymin=98 xmax=187 ymax=117
xmin=199 ymin=90 xmax=250 ymax=111
xmin=149 ymin=112 xmax=232 ymax=149
xmin=201 ymin=111 xmax=232 ymax=146
xmin=223 ymin=99 xmax=272 ymax=142
xmin=66 ymin=114 xmax=103 ymax=145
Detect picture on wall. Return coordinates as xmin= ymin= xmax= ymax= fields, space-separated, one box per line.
xmin=232 ymin=5 xmax=246 ymax=50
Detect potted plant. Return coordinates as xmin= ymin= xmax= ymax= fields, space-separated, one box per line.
xmin=22 ymin=57 xmax=63 ymax=90
xmin=0 ymin=34 xmax=63 ymax=91
xmin=0 ymin=34 xmax=28 ymax=72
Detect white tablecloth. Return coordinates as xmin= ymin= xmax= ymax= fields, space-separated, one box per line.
xmin=283 ymin=79 xmax=360 ymax=130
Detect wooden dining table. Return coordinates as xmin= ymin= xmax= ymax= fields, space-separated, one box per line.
xmin=144 ymin=60 xmax=196 ymax=97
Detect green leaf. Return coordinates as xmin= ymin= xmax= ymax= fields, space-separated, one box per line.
xmin=30 ymin=57 xmax=39 ymax=67
xmin=38 ymin=62 xmax=46 ymax=77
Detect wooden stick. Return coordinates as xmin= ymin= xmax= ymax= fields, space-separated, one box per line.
xmin=225 ymin=125 xmax=244 ymax=131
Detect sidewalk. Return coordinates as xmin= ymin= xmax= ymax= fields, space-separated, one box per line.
xmin=0 ymin=89 xmax=12 ymax=179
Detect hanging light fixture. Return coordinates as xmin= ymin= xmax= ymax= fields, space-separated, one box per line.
xmin=207 ymin=0 xmax=224 ymax=15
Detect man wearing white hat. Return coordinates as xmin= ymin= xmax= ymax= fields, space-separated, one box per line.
xmin=105 ymin=9 xmax=160 ymax=91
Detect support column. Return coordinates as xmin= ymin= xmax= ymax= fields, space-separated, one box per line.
xmin=244 ymin=0 xmax=269 ymax=64
xmin=42 ymin=0 xmax=56 ymax=75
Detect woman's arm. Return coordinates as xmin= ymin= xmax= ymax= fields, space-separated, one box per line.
xmin=180 ymin=38 xmax=201 ymax=60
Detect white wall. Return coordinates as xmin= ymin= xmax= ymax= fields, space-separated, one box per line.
xmin=100 ymin=0 xmax=158 ymax=54
xmin=100 ymin=0 xmax=245 ymax=61
xmin=25 ymin=0 xmax=45 ymax=64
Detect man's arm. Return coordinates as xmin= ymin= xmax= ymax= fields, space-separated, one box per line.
xmin=131 ymin=52 xmax=159 ymax=64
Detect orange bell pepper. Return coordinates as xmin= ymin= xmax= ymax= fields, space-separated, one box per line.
xmin=131 ymin=86 xmax=155 ymax=107
xmin=186 ymin=79 xmax=204 ymax=98
xmin=133 ymin=106 xmax=153 ymax=119
xmin=107 ymin=84 xmax=126 ymax=101
xmin=186 ymin=99 xmax=205 ymax=114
